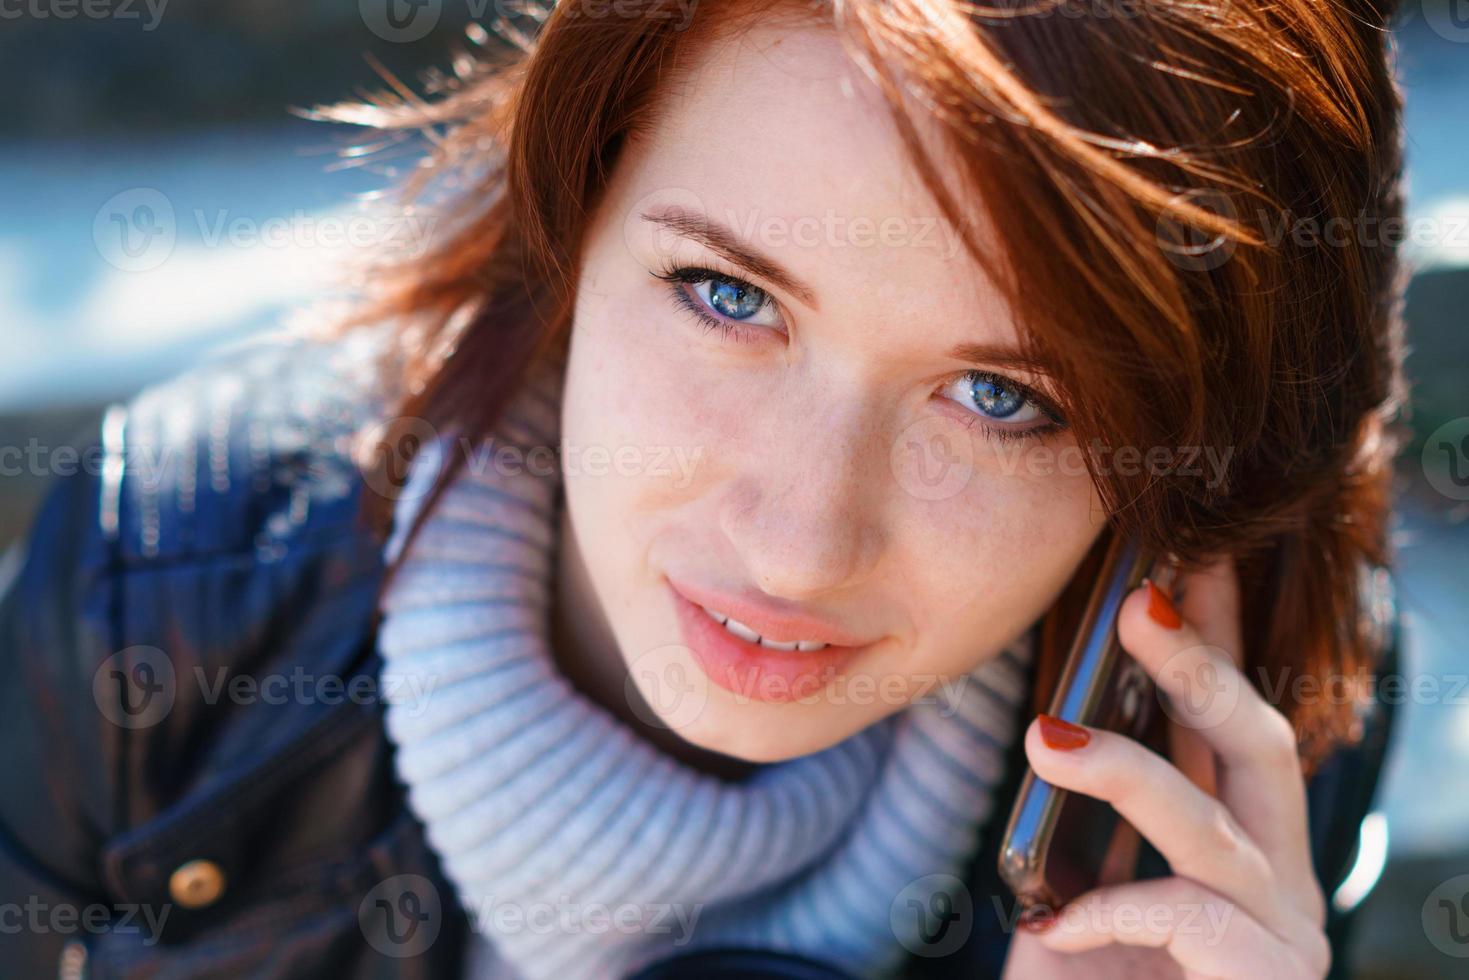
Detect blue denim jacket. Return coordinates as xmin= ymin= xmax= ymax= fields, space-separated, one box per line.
xmin=0 ymin=332 xmax=1398 ymax=979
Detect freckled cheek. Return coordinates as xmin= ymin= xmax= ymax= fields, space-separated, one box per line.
xmin=607 ymin=288 xmax=754 ymax=426
xmin=893 ymin=466 xmax=1101 ymax=664
xmin=970 ymin=456 xmax=1103 ymax=571
xmin=563 ymin=301 xmax=743 ymax=514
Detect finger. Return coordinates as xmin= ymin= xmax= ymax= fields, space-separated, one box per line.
xmin=1024 ymin=718 xmax=1308 ymax=940
xmin=1169 ymin=718 xmax=1219 ymax=799
xmin=1032 ymin=877 xmax=1332 ymax=980
xmin=1095 ymin=818 xmax=1143 ymax=889
xmin=1175 ymin=552 xmax=1243 ymax=657
xmin=1162 ymin=559 xmax=1229 ymax=803
xmin=1116 ymin=573 xmax=1317 ymax=908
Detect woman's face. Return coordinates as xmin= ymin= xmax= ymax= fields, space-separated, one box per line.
xmin=560 ymin=20 xmax=1106 ymax=761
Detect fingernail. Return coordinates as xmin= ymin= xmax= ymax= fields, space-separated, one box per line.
xmin=1037 ymin=713 xmax=1090 ymax=750
xmin=1019 ymin=906 xmax=1056 ymax=933
xmin=1145 ymin=578 xmax=1182 ymax=630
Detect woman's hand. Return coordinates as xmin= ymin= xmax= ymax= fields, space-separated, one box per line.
xmin=999 ymin=554 xmax=1332 ymax=979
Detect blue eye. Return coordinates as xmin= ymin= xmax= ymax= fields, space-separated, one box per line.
xmin=706 ymin=278 xmax=767 ymax=320
xmin=941 ymin=370 xmax=1060 ymax=434
xmin=970 ymin=374 xmax=1027 ymax=419
xmin=654 ymin=265 xmax=785 ymax=334
xmin=652 ymin=262 xmax=1063 ymax=441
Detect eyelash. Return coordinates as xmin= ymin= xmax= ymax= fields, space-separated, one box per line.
xmin=650 ymin=263 xmax=1067 ymax=443
xmin=951 ymin=383 xmax=1067 ymax=444
xmin=651 ymin=263 xmax=775 ymax=342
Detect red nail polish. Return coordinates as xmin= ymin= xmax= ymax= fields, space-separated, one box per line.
xmin=1037 ymin=714 xmax=1090 ymax=751
xmin=1019 ymin=906 xmax=1056 ymax=932
xmin=1145 ymin=578 xmax=1182 ymax=630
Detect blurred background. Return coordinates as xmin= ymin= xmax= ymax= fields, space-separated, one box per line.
xmin=0 ymin=2 xmax=1465 ymax=975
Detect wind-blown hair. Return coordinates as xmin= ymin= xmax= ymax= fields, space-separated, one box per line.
xmin=317 ymin=0 xmax=1409 ymax=773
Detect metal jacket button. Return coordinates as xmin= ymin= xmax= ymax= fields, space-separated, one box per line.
xmin=168 ymin=859 xmax=226 ymax=909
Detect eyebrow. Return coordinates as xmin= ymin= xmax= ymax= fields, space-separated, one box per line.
xmin=639 ymin=206 xmax=820 ymax=309
xmin=642 ymin=205 xmax=1057 ymax=380
xmin=945 ymin=341 xmax=1057 ymax=379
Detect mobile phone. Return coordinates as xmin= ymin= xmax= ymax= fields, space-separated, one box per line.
xmin=996 ymin=532 xmax=1177 ymax=919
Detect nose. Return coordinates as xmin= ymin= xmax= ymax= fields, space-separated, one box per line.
xmin=719 ymin=402 xmax=884 ymax=601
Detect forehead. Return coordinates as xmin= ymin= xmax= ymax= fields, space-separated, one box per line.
xmin=618 ymin=18 xmax=1022 ymax=360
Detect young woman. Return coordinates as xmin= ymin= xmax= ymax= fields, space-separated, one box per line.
xmin=0 ymin=0 xmax=1407 ymax=977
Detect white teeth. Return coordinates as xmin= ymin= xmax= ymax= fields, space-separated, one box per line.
xmin=697 ymin=604 xmax=830 ymax=652
xmin=723 ymin=616 xmax=760 ymax=643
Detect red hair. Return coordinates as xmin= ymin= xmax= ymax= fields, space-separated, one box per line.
xmin=317 ymin=0 xmax=1408 ymax=774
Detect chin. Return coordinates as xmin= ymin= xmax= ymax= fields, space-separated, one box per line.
xmin=674 ymin=721 xmax=817 ymax=764
xmin=663 ymin=694 xmax=884 ymax=764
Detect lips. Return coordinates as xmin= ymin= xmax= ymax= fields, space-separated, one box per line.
xmin=692 ymin=602 xmax=831 ymax=652
xmin=666 ymin=577 xmax=872 ymax=648
xmin=665 ymin=578 xmax=872 ymax=703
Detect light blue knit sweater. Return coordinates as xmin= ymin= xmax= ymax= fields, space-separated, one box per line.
xmin=375 ymin=356 xmax=1030 ymax=980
